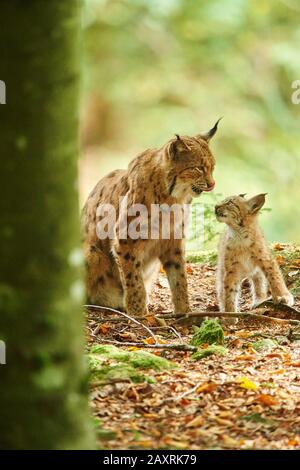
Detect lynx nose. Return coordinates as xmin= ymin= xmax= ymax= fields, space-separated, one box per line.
xmin=204 ymin=181 xmax=215 ymax=192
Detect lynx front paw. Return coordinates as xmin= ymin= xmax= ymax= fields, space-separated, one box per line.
xmin=273 ymin=293 xmax=294 ymax=307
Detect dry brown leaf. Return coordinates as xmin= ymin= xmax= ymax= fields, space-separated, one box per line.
xmin=145 ymin=315 xmax=158 ymax=326
xmin=256 ymin=394 xmax=279 ymax=406
xmin=196 ymin=382 xmax=217 ymax=394
xmin=143 ymin=336 xmax=156 ymax=345
xmin=98 ymin=324 xmax=111 ymax=334
xmin=236 ymin=354 xmax=256 ymax=361
xmin=143 ymin=413 xmax=159 ymax=419
xmin=187 ymin=415 xmax=204 ymax=428
xmin=271 ymin=368 xmax=285 ymax=375
xmin=215 ymin=417 xmax=234 ymax=426
xmin=287 ymin=439 xmax=299 ymax=446
xmin=220 ymin=435 xmax=239 ymax=447
xmin=266 ymin=353 xmax=284 ymax=360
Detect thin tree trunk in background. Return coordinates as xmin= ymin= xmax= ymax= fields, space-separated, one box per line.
xmin=0 ymin=1 xmax=93 ymax=449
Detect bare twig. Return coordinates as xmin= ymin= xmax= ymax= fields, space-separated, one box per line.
xmin=150 ymin=326 xmax=184 ymax=343
xmin=176 ymin=382 xmax=204 ymax=400
xmin=164 ymin=380 xmax=205 ymax=403
xmin=85 ymin=304 xmax=159 ymax=343
xmin=93 ymin=337 xmax=197 ymax=352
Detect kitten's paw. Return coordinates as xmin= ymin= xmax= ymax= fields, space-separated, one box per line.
xmin=273 ymin=293 xmax=294 ymax=307
xmin=252 ymin=297 xmax=270 ymax=309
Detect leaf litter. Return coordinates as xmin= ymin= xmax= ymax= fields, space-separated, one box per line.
xmin=87 ymin=245 xmax=300 ymax=450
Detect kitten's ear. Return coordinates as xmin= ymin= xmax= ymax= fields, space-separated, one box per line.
xmin=197 ymin=117 xmax=222 ymax=143
xmin=247 ymin=193 xmax=267 ymax=214
xmin=169 ymin=135 xmax=191 ymax=159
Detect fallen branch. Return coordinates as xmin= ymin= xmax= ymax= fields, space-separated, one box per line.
xmin=85 ymin=304 xmax=159 ymax=343
xmin=85 ymin=304 xmax=300 ymax=328
xmin=92 ymin=337 xmax=197 ymax=352
xmin=157 ymin=310 xmax=300 ymax=325
xmin=254 ymin=299 xmax=300 ymax=317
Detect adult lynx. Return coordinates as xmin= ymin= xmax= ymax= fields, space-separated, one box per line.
xmin=215 ymin=194 xmax=294 ymax=312
xmin=82 ymin=120 xmax=221 ymax=316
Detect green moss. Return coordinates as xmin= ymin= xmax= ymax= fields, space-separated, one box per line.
xmin=90 ymin=344 xmax=175 ymax=371
xmin=89 ymin=363 xmax=154 ymax=385
xmin=251 ymin=339 xmax=277 ymax=352
xmin=192 ymin=345 xmax=228 ymax=360
xmin=190 ymin=319 xmax=224 ymax=346
xmin=88 ymin=345 xmax=175 ymax=385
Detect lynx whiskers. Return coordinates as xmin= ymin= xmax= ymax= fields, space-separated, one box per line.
xmin=215 ymin=193 xmax=294 ymax=312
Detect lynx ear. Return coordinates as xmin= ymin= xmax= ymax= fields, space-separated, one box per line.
xmin=198 ymin=117 xmax=222 ymax=143
xmin=247 ymin=193 xmax=267 ymax=214
xmin=169 ymin=135 xmax=191 ymax=159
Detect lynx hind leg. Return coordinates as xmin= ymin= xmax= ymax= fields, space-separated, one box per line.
xmin=251 ymin=269 xmax=268 ymax=307
xmin=258 ymin=258 xmax=294 ymax=307
xmin=84 ymin=243 xmax=124 ymax=309
xmin=114 ymin=242 xmax=149 ymax=317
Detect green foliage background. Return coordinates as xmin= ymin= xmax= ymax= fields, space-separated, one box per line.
xmin=81 ymin=0 xmax=300 ymax=246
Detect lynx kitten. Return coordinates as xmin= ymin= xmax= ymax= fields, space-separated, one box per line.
xmin=215 ymin=193 xmax=294 ymax=312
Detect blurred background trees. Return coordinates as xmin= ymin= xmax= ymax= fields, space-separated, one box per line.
xmin=80 ymin=0 xmax=300 ymax=246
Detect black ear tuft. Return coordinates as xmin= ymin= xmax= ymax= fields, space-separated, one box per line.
xmin=199 ymin=117 xmax=222 ymax=142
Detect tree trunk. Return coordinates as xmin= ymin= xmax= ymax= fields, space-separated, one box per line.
xmin=0 ymin=1 xmax=94 ymax=449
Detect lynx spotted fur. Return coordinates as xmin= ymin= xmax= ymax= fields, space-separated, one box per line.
xmin=82 ymin=121 xmax=221 ymax=316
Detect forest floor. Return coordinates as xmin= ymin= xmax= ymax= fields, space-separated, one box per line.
xmin=86 ymin=243 xmax=300 ymax=450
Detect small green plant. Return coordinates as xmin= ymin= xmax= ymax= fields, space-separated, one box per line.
xmin=240 ymin=413 xmax=276 ymax=427
xmin=251 ymin=339 xmax=277 ymax=352
xmin=190 ymin=319 xmax=225 ymax=346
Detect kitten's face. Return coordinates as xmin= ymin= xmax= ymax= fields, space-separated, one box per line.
xmin=215 ymin=194 xmax=266 ymax=227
